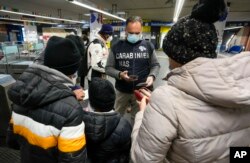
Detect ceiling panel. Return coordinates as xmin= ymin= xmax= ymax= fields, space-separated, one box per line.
xmin=0 ymin=0 xmax=249 ymax=22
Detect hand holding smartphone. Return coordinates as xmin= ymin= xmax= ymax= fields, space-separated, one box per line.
xmin=134 ymin=88 xmax=151 ymax=103
xmin=129 ymin=75 xmax=138 ymax=81
xmin=136 ymin=82 xmax=147 ymax=88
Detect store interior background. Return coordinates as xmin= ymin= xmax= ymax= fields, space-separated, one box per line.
xmin=0 ymin=0 xmax=249 ymax=157
xmin=0 ymin=0 xmax=249 ymax=52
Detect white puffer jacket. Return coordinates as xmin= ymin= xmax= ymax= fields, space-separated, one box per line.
xmin=131 ymin=52 xmax=250 ymax=163
xmin=87 ymin=34 xmax=109 ymax=80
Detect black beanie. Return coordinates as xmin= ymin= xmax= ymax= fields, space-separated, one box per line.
xmin=163 ymin=16 xmax=218 ymax=64
xmin=191 ymin=0 xmax=227 ymax=23
xmin=89 ymin=78 xmax=115 ymax=112
xmin=44 ymin=36 xmax=81 ymax=75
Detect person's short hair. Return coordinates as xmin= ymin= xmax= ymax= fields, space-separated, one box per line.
xmin=126 ymin=16 xmax=143 ymax=26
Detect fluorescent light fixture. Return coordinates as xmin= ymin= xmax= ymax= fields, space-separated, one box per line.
xmin=173 ymin=0 xmax=185 ymax=23
xmin=226 ymin=34 xmax=235 ymax=49
xmin=84 ymin=13 xmax=91 ymax=16
xmin=0 ymin=17 xmax=58 ymax=25
xmin=224 ymin=26 xmax=243 ymax=30
xmin=68 ymin=0 xmax=126 ymax=22
xmin=52 ymin=27 xmax=77 ymax=30
xmin=0 ymin=9 xmax=84 ymax=24
xmin=116 ymin=11 xmax=126 ymax=15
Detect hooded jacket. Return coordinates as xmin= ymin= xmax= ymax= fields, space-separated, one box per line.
xmin=131 ymin=52 xmax=250 ymax=163
xmin=82 ymin=107 xmax=132 ymax=163
xmin=7 ymin=64 xmax=87 ymax=163
xmin=87 ymin=34 xmax=108 ymax=81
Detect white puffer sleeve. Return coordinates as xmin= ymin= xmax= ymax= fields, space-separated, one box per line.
xmin=131 ymin=86 xmax=178 ymax=163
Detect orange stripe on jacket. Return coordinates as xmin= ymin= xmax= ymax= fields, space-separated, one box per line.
xmin=14 ymin=125 xmax=57 ymax=149
xmin=58 ymin=135 xmax=86 ymax=153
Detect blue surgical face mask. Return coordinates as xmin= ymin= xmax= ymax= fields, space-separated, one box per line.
xmin=127 ymin=33 xmax=141 ymax=44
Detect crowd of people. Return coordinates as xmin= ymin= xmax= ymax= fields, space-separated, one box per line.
xmin=5 ymin=0 xmax=250 ymax=163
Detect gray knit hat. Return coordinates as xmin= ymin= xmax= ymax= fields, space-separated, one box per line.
xmin=163 ymin=16 xmax=218 ymax=64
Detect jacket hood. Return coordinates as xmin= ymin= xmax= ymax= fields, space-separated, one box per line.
xmin=167 ymin=52 xmax=250 ymax=109
xmin=95 ymin=33 xmax=107 ymax=44
xmin=82 ymin=110 xmax=120 ymax=142
xmin=8 ymin=64 xmax=75 ymax=109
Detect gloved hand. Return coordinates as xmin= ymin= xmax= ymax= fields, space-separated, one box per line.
xmin=145 ymin=76 xmax=154 ymax=87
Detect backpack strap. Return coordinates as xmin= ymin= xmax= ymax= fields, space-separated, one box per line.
xmin=84 ymin=39 xmax=106 ymax=76
xmin=92 ymin=38 xmax=105 ymax=48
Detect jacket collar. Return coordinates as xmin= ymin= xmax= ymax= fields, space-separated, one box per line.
xmin=30 ymin=64 xmax=74 ymax=88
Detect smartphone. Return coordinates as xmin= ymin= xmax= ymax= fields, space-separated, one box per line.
xmin=136 ymin=82 xmax=147 ymax=88
xmin=134 ymin=88 xmax=151 ymax=103
xmin=134 ymin=90 xmax=144 ymax=101
xmin=129 ymin=75 xmax=138 ymax=81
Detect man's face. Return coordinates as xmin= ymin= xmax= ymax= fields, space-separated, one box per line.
xmin=126 ymin=22 xmax=142 ymax=36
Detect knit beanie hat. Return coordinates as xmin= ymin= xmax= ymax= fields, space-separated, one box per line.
xmin=163 ymin=16 xmax=218 ymax=64
xmin=44 ymin=36 xmax=81 ymax=75
xmin=66 ymin=35 xmax=85 ymax=57
xmin=99 ymin=24 xmax=113 ymax=35
xmin=162 ymin=0 xmax=228 ymax=64
xmin=89 ymin=78 xmax=115 ymax=112
xmin=191 ymin=0 xmax=227 ymax=23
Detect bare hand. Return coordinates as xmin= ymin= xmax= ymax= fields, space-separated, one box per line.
xmin=137 ymin=88 xmax=151 ymax=111
xmin=120 ymin=71 xmax=135 ymax=82
xmin=73 ymin=89 xmax=85 ymax=101
xmin=145 ymin=76 xmax=154 ymax=87
xmin=139 ymin=96 xmax=148 ymax=111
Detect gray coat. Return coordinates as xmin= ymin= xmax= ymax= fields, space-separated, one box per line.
xmin=131 ymin=52 xmax=250 ymax=163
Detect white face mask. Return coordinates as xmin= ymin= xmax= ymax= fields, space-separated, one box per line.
xmin=107 ymin=36 xmax=113 ymax=42
xmin=71 ymin=73 xmax=78 ymax=85
xmin=127 ymin=33 xmax=141 ymax=44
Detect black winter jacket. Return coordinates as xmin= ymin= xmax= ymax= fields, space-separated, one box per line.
xmin=82 ymin=109 xmax=132 ymax=163
xmin=7 ymin=64 xmax=87 ymax=163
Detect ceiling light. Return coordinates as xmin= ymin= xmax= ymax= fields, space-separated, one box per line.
xmin=224 ymin=26 xmax=243 ymax=30
xmin=68 ymin=0 xmax=126 ymax=22
xmin=116 ymin=11 xmax=126 ymax=15
xmin=173 ymin=0 xmax=185 ymax=23
xmin=84 ymin=13 xmax=91 ymax=16
xmin=0 ymin=9 xmax=84 ymax=24
xmin=0 ymin=17 xmax=58 ymax=25
xmin=226 ymin=34 xmax=235 ymax=49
